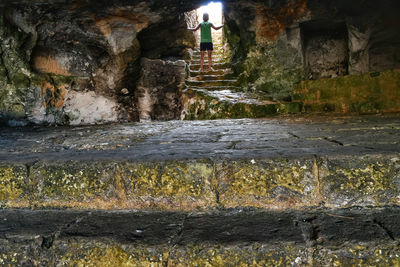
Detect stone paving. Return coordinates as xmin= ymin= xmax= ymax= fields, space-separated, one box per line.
xmin=0 ymin=114 xmax=399 ymax=163
xmin=1 ymin=115 xmax=400 ymax=265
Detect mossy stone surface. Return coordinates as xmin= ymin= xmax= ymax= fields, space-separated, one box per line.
xmin=1 ymin=238 xmax=400 ymax=266
xmin=320 ymin=156 xmax=400 ymax=207
xmin=294 ymin=69 xmax=400 ymax=113
xmin=216 ymin=159 xmax=318 ymax=209
xmin=0 ymin=164 xmax=27 ymax=206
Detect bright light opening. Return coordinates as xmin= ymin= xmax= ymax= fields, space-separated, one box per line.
xmin=197 ymin=2 xmax=223 ymax=25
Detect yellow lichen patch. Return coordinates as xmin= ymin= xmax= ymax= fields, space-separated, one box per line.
xmin=62 ymin=246 xmax=161 ymax=267
xmin=0 ymin=253 xmax=19 ymax=266
xmin=320 ymin=156 xmax=400 ymax=207
xmin=318 ymin=243 xmax=400 ymax=266
xmin=168 ymin=243 xmax=306 ymax=267
xmin=217 ymin=159 xmax=316 ymax=209
xmin=60 ymin=242 xmax=307 ymax=267
xmin=30 ymin=162 xmax=115 ymax=205
xmin=25 ymin=161 xmax=217 ymax=210
xmin=118 ymin=161 xmax=216 ymax=210
xmin=0 ymin=165 xmax=27 ymax=203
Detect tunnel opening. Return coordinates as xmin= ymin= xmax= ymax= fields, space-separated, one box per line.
xmin=185 ymin=1 xmax=224 ymax=48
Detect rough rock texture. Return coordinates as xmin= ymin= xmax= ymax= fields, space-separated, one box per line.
xmin=0 ymin=1 xmax=199 ymax=125
xmin=1 ymin=115 xmax=399 ymax=210
xmin=0 ymin=209 xmax=399 ymax=266
xmin=224 ymin=0 xmax=400 ymax=100
xmin=293 ymin=69 xmax=400 ymax=113
xmin=136 ymin=58 xmax=186 ymax=121
xmin=0 ymin=115 xmax=400 ymax=264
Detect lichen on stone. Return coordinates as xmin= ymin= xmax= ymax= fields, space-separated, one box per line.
xmin=216 ymin=159 xmax=317 ymax=209
xmin=0 ymin=164 xmax=27 ymax=205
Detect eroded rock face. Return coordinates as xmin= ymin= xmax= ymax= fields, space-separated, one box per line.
xmin=136 ymin=58 xmax=186 ymax=121
xmin=224 ymin=0 xmax=400 ymax=100
xmin=0 ymin=0 xmax=200 ymax=125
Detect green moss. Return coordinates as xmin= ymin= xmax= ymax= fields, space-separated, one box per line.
xmin=183 ymin=90 xmax=282 ymax=120
xmin=294 ymin=69 xmax=400 ymax=113
xmin=227 ymin=38 xmax=304 ymax=101
xmin=0 ymin=13 xmax=33 ymax=121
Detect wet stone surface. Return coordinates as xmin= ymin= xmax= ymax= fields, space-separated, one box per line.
xmin=0 ymin=114 xmax=399 ymax=210
xmin=0 ymin=114 xmax=399 ymax=162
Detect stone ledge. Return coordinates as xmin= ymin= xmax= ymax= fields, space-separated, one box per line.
xmin=0 ymin=155 xmax=399 ymax=210
xmin=0 ymin=207 xmax=400 ymax=266
xmin=1 ymin=207 xmax=399 ymax=245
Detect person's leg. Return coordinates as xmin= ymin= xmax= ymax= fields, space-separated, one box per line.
xmin=200 ymin=51 xmax=205 ymax=72
xmin=207 ymin=50 xmax=212 ymax=71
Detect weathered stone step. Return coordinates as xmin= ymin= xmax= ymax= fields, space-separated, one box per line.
xmin=1 ymin=115 xmax=400 ymax=210
xmin=185 ymin=86 xmax=242 ymax=91
xmin=2 ymin=207 xmax=399 ymax=245
xmin=182 ymin=88 xmax=303 ymax=120
xmin=185 ymin=79 xmax=238 ymax=87
xmin=192 ymin=50 xmax=225 ymax=56
xmin=190 ymin=68 xmax=233 ymax=76
xmin=189 ymin=62 xmax=231 ymax=71
xmin=188 ymin=74 xmax=235 ymax=81
xmin=190 ymin=58 xmax=227 ymax=65
xmin=1 ymin=207 xmax=399 ymax=265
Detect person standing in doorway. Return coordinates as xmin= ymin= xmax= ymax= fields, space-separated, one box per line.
xmin=188 ymin=13 xmax=224 ymax=72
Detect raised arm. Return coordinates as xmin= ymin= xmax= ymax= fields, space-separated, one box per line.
xmin=210 ymin=23 xmax=224 ymax=30
xmin=188 ymin=23 xmax=201 ymax=31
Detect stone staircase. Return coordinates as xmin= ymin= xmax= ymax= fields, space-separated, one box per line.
xmin=1 ymin=29 xmax=400 ymax=267
xmin=181 ymin=31 xmax=303 ymax=120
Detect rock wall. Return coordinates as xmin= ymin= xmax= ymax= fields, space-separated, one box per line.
xmin=224 ymin=0 xmax=400 ymax=101
xmin=0 ymin=1 xmax=199 ymax=126
xmin=1 ymin=0 xmax=400 ymax=124
xmin=136 ymin=58 xmax=186 ymax=121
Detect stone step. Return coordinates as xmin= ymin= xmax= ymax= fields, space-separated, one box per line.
xmin=188 ymin=74 xmax=235 ymax=81
xmin=191 ymin=56 xmax=226 ymax=62
xmin=1 ymin=115 xmax=400 ymax=265
xmin=190 ymin=69 xmax=233 ymax=76
xmin=190 ymin=58 xmax=227 ymax=65
xmin=185 ymin=85 xmax=242 ymax=92
xmin=1 ymin=115 xmax=399 ymax=211
xmin=1 ymin=207 xmax=399 ymax=266
xmin=186 ymin=79 xmax=238 ymax=88
xmin=189 ymin=62 xmax=231 ymax=71
xmin=192 ymin=51 xmax=225 ymax=58
xmin=182 ymin=88 xmax=304 ymax=119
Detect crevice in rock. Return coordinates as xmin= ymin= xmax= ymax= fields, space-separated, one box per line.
xmin=323 ymin=137 xmax=344 ymax=146
xmin=168 ymin=214 xmax=188 ymax=246
xmin=373 ymin=218 xmax=395 ymax=241
xmin=297 ymin=215 xmax=320 ymax=247
xmin=288 ymin=132 xmax=300 ymax=139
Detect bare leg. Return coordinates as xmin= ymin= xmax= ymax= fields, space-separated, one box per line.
xmin=207 ymin=50 xmax=213 ymax=71
xmin=200 ymin=51 xmax=205 ymax=72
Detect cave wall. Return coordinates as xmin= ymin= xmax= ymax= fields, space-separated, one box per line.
xmin=224 ymin=0 xmax=400 ymax=100
xmin=1 ymin=0 xmax=400 ymax=125
xmin=0 ymin=1 xmax=200 ymax=126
